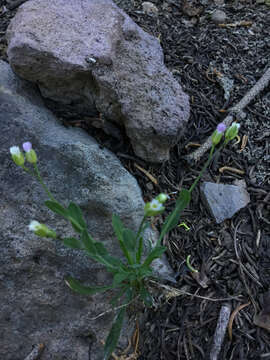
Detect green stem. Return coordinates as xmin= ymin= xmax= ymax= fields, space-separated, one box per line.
xmin=135 ymin=215 xmax=147 ymax=264
xmin=21 ymin=165 xmax=35 ymax=177
xmin=135 ymin=215 xmax=147 ymax=242
xmin=186 ymin=255 xmax=198 ymax=273
xmin=189 ymin=145 xmax=215 ymax=193
xmin=33 ymin=163 xmax=56 ymax=202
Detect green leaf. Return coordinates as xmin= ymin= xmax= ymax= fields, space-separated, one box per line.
xmin=110 ymin=286 xmax=129 ymax=307
xmin=143 ymin=246 xmax=166 ymax=267
xmin=45 ymin=200 xmax=68 ymax=217
xmin=122 ymin=228 xmax=136 ymax=253
xmin=113 ymin=272 xmax=130 ymax=286
xmin=67 ymin=202 xmax=87 ymax=233
xmin=112 ymin=215 xmax=133 ymax=264
xmin=159 ymin=189 xmax=191 ymax=242
xmin=65 ymin=277 xmax=113 ymax=295
xmin=80 ymin=230 xmax=123 ymax=270
xmin=81 ymin=229 xmax=97 ymax=255
xmin=136 ymin=236 xmax=144 ymax=263
xmin=112 ymin=214 xmax=125 ymax=242
xmin=104 ymin=307 xmax=126 ymax=360
xmin=62 ymin=237 xmax=83 ymax=250
xmin=140 ymin=285 xmax=153 ymax=307
xmin=95 ymin=242 xmax=108 ymax=256
xmin=138 ymin=265 xmax=153 ymax=279
xmin=103 ymin=254 xmax=124 ymax=269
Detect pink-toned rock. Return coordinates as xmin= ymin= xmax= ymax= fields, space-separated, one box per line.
xmin=7 ymin=0 xmax=190 ymax=162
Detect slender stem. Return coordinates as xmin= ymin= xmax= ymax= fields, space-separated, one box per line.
xmin=135 ymin=215 xmax=147 ymax=264
xmin=186 ymin=255 xmax=198 ymax=273
xmin=189 ymin=145 xmax=215 ymax=193
xmin=21 ymin=165 xmax=35 ymax=177
xmin=33 ymin=164 xmax=56 ymax=202
xmin=135 ymin=215 xmax=147 ymax=242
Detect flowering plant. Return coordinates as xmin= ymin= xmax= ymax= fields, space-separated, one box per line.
xmin=10 ymin=122 xmax=239 ymax=359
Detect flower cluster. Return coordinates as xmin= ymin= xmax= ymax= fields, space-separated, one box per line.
xmin=10 ymin=142 xmax=37 ymax=166
xmin=29 ymin=220 xmax=56 ymax=238
xmin=211 ymin=121 xmax=240 ymax=146
xmin=144 ymin=193 xmax=169 ymax=217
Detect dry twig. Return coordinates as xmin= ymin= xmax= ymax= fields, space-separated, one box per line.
xmin=23 ymin=344 xmax=44 ymax=360
xmin=228 ymin=302 xmax=251 ymax=340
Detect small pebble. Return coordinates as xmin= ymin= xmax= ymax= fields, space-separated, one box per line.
xmin=211 ymin=9 xmax=227 ymax=24
xmin=214 ymin=0 xmax=225 ymax=6
xmin=142 ymin=2 xmax=159 ymax=16
xmin=146 ymin=182 xmax=154 ymax=191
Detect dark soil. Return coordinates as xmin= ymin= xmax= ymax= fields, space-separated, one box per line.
xmin=1 ymin=0 xmax=270 ymax=359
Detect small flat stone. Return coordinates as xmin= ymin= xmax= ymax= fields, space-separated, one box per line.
xmin=142 ymin=2 xmax=159 ymax=16
xmin=200 ymin=182 xmax=250 ymax=224
xmin=211 ymin=9 xmax=227 ymax=24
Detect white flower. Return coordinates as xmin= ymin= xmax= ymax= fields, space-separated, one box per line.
xmin=225 ymin=122 xmax=240 ymax=142
xmin=149 ymin=199 xmax=163 ymax=211
xmin=10 ymin=146 xmax=25 ymax=166
xmin=10 ymin=146 xmax=21 ymax=156
xmin=29 ymin=220 xmax=41 ymax=232
xmin=28 ymin=220 xmax=56 ymax=238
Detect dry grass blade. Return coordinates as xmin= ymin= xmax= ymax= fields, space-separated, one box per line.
xmin=228 ymin=302 xmax=251 ymax=340
xmin=218 ymin=166 xmax=245 ymax=175
xmin=134 ymin=163 xmax=158 ymax=185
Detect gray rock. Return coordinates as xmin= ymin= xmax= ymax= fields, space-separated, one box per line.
xmin=200 ymin=182 xmax=250 ymax=224
xmin=142 ymin=2 xmax=159 ymax=16
xmin=211 ymin=9 xmax=227 ymax=24
xmin=0 ymin=61 xmax=174 ymax=359
xmin=6 ymin=0 xmax=28 ymax=10
xmin=6 ymin=0 xmax=190 ymax=163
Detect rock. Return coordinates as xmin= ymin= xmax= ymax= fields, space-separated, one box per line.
xmin=213 ymin=0 xmax=225 ymax=5
xmin=211 ymin=9 xmax=227 ymax=24
xmin=142 ymin=2 xmax=159 ymax=16
xmin=200 ymin=182 xmax=250 ymax=224
xmin=182 ymin=0 xmax=204 ymax=17
xmin=254 ymin=290 xmax=270 ymax=331
xmin=0 ymin=61 xmax=174 ymax=359
xmin=6 ymin=0 xmax=28 ymax=10
xmin=6 ymin=0 xmax=190 ymax=163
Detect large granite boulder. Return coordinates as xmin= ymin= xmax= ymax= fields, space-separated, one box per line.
xmin=0 ymin=60 xmax=170 ymax=359
xmin=6 ymin=0 xmax=190 ymax=163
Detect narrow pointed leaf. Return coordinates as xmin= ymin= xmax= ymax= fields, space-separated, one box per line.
xmin=102 ymin=254 xmax=124 ymax=269
xmin=45 ymin=200 xmax=68 ymax=217
xmin=136 ymin=236 xmax=144 ymax=263
xmin=159 ymin=189 xmax=191 ymax=242
xmin=143 ymin=246 xmax=166 ymax=267
xmin=67 ymin=202 xmax=86 ymax=233
xmin=95 ymin=242 xmax=108 ymax=256
xmin=110 ymin=287 xmax=129 ymax=307
xmin=113 ymin=272 xmax=130 ymax=286
xmin=65 ymin=277 xmax=113 ymax=295
xmin=81 ymin=229 xmax=97 ymax=255
xmin=112 ymin=214 xmax=125 ymax=242
xmin=104 ymin=307 xmax=126 ymax=360
xmin=62 ymin=237 xmax=83 ymax=250
xmin=112 ymin=215 xmax=133 ymax=264
xmin=122 ymin=228 xmax=136 ymax=252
